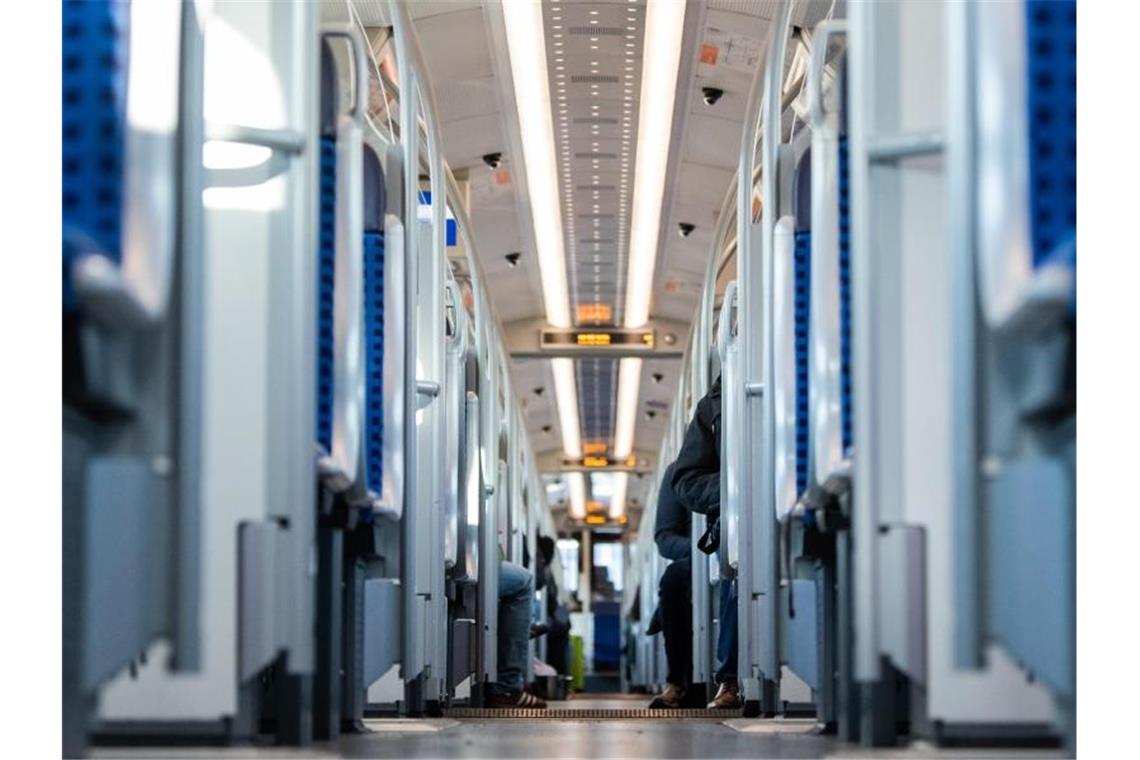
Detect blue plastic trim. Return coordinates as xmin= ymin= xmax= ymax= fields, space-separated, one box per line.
xmin=1025 ymin=0 xmax=1076 ymax=269
xmin=794 ymin=231 xmax=811 ymax=497
xmin=62 ymin=0 xmax=129 ymax=311
xmin=315 ymin=138 xmax=337 ymax=453
xmin=838 ymin=137 xmax=853 ymax=452
xmin=363 ymin=231 xmax=385 ymax=493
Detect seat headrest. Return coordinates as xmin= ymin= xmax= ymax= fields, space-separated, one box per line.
xmin=320 ymin=40 xmax=339 ymax=137
xmin=362 ymin=144 xmax=387 ymax=232
xmin=793 ymin=146 xmax=811 ymax=233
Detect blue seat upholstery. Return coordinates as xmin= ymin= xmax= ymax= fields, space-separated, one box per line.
xmin=62 ymin=0 xmax=128 ymax=312
xmin=837 ymin=136 xmax=853 ymax=453
xmin=792 ymin=149 xmax=812 ymax=499
xmin=362 ymin=145 xmax=387 ymax=497
xmin=315 ymin=42 xmax=338 ymax=455
xmin=1025 ymin=0 xmax=1076 ymax=269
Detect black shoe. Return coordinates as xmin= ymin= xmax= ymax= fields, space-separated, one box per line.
xmin=486 ymin=689 xmax=547 ymax=709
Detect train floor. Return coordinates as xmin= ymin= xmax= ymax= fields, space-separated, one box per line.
xmin=91 ymin=696 xmax=1069 ymax=759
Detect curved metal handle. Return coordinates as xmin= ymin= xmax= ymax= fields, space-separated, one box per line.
xmin=203 ymin=123 xmax=307 ymax=188
xmin=320 ymin=24 xmax=369 ymax=123
xmin=808 ymin=21 xmax=847 ymax=130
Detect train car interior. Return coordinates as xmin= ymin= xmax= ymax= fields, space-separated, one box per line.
xmin=33 ymin=0 xmax=1120 ymax=756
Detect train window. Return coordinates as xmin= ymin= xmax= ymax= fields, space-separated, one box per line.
xmin=556 ymin=538 xmax=580 ymax=594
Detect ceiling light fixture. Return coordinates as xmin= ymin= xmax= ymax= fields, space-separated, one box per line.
xmin=504 ymin=0 xmax=581 ymax=457
xmin=609 ymin=472 xmax=628 ymax=519
xmin=614 ymin=0 xmax=687 ymax=462
xmin=568 ymin=471 xmax=587 ymax=519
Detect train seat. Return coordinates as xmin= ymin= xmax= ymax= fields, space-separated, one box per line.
xmin=315 ymin=34 xmax=366 ymax=494
xmin=976 ymin=0 xmax=1076 ymax=332
xmin=773 ymin=145 xmax=814 ymax=524
xmin=62 ymin=0 xmax=197 ymax=700
xmin=806 ymin=48 xmax=852 ymax=524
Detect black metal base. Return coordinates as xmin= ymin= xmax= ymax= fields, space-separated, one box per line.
xmin=929 ymin=721 xmax=1062 ymax=748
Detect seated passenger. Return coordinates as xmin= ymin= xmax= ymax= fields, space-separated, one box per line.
xmin=671 ymin=375 xmax=742 ymax=710
xmin=647 ymin=461 xmax=693 ymax=710
xmin=487 ymin=561 xmax=548 ymax=708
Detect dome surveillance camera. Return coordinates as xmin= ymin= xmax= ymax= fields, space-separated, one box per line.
xmin=652 ymin=372 xmax=664 ymax=384
xmin=533 ymin=386 xmax=545 ymax=397
xmin=678 ymin=222 xmax=695 ymax=238
xmin=701 ymin=87 xmax=724 ymax=106
xmin=505 ymin=252 xmax=521 ymax=268
xmin=482 ymin=152 xmax=503 ymax=169
xmin=541 ymin=424 xmax=552 ymax=434
xmin=645 ymin=409 xmax=657 ymax=420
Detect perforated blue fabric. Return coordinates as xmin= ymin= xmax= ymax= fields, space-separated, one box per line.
xmin=62 ymin=0 xmax=128 ymax=311
xmin=315 ymin=139 xmax=337 ymax=453
xmin=1026 ymin=0 xmax=1076 ymax=267
xmin=794 ymin=231 xmax=811 ymax=497
xmin=838 ymin=137 xmax=853 ymax=452
xmin=363 ymin=231 xmax=385 ymax=493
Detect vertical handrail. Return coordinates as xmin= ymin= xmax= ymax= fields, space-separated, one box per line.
xmin=740 ymin=0 xmax=794 ymax=699
xmin=946 ymin=0 xmax=982 ymax=670
xmin=388 ymin=0 xmax=423 ymax=694
xmin=848 ymin=0 xmax=881 ymax=684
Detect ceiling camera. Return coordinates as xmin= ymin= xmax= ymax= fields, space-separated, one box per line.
xmin=652 ymin=372 xmax=664 ymax=384
xmin=505 ymin=252 xmax=521 ymax=268
xmin=678 ymin=222 xmax=695 ymax=238
xmin=533 ymin=387 xmax=545 ymax=397
xmin=482 ymin=152 xmax=503 ymax=170
xmin=701 ymin=87 xmax=724 ymax=106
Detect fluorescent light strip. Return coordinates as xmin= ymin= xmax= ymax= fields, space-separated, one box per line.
xmin=504 ymin=0 xmax=584 ymax=459
xmin=503 ymin=0 xmax=572 ymax=328
xmin=552 ymin=357 xmax=582 ymax=458
xmin=609 ymin=472 xmax=629 ymax=519
xmin=613 ymin=0 xmax=686 ymax=465
xmin=623 ymin=0 xmax=686 ymax=328
xmin=568 ymin=471 xmax=587 ymax=519
xmin=613 ymin=357 xmax=641 ymax=459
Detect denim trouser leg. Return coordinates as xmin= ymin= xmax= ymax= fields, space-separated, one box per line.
xmin=716 ymin=564 xmax=739 ymax=684
xmin=497 ymin=561 xmax=534 ymax=692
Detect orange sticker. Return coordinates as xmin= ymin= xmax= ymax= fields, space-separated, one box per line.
xmin=700 ymin=44 xmax=719 ymax=65
xmin=495 ymin=169 xmax=512 ymax=185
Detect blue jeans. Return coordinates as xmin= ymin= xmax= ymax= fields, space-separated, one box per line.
xmin=495 ymin=561 xmax=534 ymax=692
xmin=716 ymin=570 xmax=739 ymax=684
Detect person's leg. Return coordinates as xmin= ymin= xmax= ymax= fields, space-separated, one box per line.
xmin=659 ymin=557 xmax=692 ymax=686
xmin=649 ymin=557 xmax=691 ymax=708
xmin=715 ymin=576 xmax=738 ymax=683
xmin=496 ymin=561 xmax=533 ymax=694
xmin=709 ymin=576 xmax=743 ymax=709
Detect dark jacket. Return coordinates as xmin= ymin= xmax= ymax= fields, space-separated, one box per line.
xmin=670 ymin=375 xmax=722 ymax=516
xmin=653 ymin=463 xmax=691 ymax=561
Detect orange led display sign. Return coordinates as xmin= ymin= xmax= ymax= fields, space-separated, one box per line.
xmin=576 ymin=333 xmax=612 ymax=347
xmin=577 ymin=303 xmax=613 ymax=322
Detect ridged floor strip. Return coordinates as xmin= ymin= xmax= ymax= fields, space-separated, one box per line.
xmin=441 ymin=707 xmax=744 ymax=720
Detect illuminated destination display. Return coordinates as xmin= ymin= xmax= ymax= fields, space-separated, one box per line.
xmin=541 ymin=329 xmax=656 ymax=352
